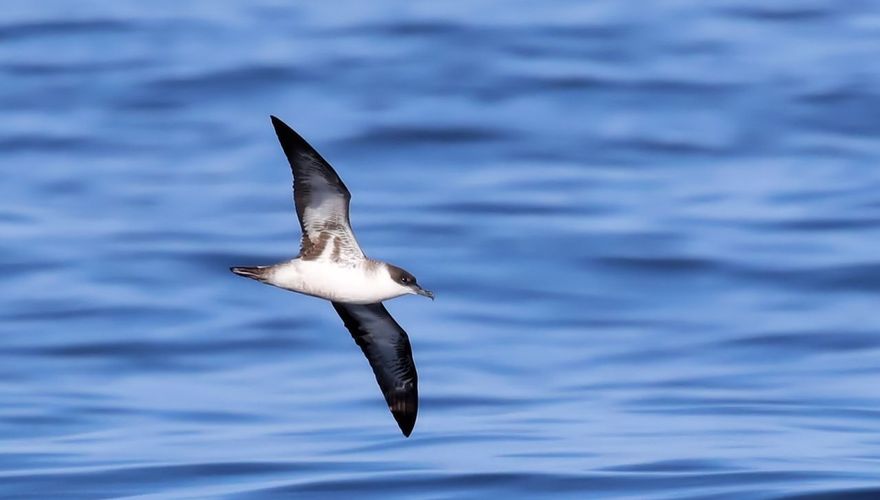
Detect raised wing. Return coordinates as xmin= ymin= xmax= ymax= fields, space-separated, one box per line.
xmin=270 ymin=116 xmax=364 ymax=263
xmin=332 ymin=302 xmax=418 ymax=437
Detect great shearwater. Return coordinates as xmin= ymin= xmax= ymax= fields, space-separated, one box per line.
xmin=231 ymin=116 xmax=433 ymax=437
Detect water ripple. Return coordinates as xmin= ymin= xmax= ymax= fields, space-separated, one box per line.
xmin=2 ymin=1 xmax=879 ymax=498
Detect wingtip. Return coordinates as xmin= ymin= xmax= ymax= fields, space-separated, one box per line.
xmin=397 ymin=419 xmax=416 ymax=437
xmin=269 ymin=114 xmax=306 ymax=146
xmin=395 ymin=412 xmax=416 ymax=437
xmin=269 ymin=114 xmax=286 ymax=130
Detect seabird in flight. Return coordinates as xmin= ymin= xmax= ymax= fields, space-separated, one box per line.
xmin=231 ymin=116 xmax=433 ymax=437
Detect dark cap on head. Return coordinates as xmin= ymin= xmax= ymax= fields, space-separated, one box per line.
xmin=387 ymin=263 xmax=434 ymax=300
xmin=386 ymin=264 xmax=417 ymax=286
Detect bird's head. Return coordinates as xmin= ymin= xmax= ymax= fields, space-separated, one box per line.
xmin=385 ymin=264 xmax=434 ymax=300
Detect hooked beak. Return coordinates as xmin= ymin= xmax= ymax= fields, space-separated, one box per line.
xmin=413 ymin=285 xmax=435 ymax=300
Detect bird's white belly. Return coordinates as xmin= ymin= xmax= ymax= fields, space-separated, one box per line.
xmin=268 ymin=259 xmax=401 ymax=304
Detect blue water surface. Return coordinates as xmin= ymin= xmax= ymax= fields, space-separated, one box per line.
xmin=2 ymin=1 xmax=880 ymax=498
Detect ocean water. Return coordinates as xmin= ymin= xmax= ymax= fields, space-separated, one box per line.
xmin=2 ymin=1 xmax=880 ymax=498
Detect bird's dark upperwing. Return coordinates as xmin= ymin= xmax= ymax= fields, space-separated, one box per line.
xmin=270 ymin=115 xmax=364 ymax=262
xmin=332 ymin=302 xmax=418 ymax=437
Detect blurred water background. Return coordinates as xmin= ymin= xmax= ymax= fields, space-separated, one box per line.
xmin=2 ymin=1 xmax=880 ymax=498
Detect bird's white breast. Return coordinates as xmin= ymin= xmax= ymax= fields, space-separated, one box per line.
xmin=266 ymin=259 xmax=404 ymax=304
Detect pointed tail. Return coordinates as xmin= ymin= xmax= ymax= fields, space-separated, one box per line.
xmin=230 ymin=266 xmax=271 ymax=282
